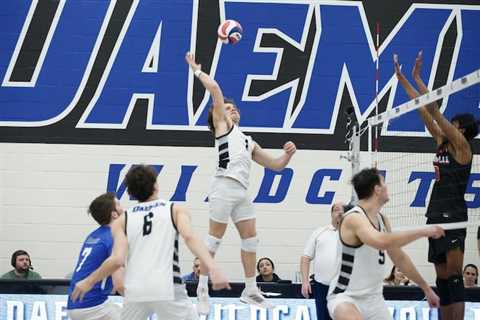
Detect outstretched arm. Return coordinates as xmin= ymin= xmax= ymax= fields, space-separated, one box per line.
xmin=346 ymin=213 xmax=444 ymax=251
xmin=185 ymin=52 xmax=231 ymax=134
xmin=174 ymin=204 xmax=230 ymax=290
xmin=252 ymin=141 xmax=296 ymax=171
xmin=394 ymin=53 xmax=443 ymax=145
xmin=383 ymin=216 xmax=439 ymax=308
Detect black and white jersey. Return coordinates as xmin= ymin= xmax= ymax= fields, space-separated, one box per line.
xmin=426 ymin=142 xmax=472 ymax=222
xmin=215 ymin=125 xmax=254 ymax=188
xmin=124 ymin=199 xmax=182 ymax=302
xmin=329 ymin=206 xmax=387 ymax=297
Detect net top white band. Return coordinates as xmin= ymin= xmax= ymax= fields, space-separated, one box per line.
xmin=368 ymin=69 xmax=480 ymax=126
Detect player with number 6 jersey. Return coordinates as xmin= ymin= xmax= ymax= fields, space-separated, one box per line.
xmin=70 ymin=165 xmax=230 ymax=320
xmin=67 ymin=192 xmax=125 ymax=320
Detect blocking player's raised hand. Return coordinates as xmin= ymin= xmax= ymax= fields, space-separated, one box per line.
xmin=411 ymin=50 xmax=423 ymax=81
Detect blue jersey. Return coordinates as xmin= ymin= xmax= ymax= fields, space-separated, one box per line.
xmin=67 ymin=225 xmax=114 ymax=309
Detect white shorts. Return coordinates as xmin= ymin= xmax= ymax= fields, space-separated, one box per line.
xmin=67 ymin=300 xmax=121 ymax=320
xmin=327 ymin=293 xmax=391 ymax=320
xmin=121 ymin=285 xmax=198 ymax=320
xmin=209 ymin=176 xmax=255 ymax=224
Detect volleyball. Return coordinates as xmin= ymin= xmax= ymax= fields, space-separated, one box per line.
xmin=217 ymin=19 xmax=243 ymax=44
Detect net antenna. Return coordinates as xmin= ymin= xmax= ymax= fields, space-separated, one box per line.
xmin=373 ymin=22 xmax=380 ymax=167
xmin=365 ymin=68 xmax=480 ymax=231
xmin=341 ymin=107 xmax=360 ymax=204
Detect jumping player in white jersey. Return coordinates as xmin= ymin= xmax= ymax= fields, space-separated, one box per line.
xmin=328 ymin=168 xmax=443 ymax=320
xmin=71 ymin=165 xmax=230 ymax=320
xmin=185 ymin=52 xmax=296 ymax=314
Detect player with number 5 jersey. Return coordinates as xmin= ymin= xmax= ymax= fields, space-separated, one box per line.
xmin=327 ymin=168 xmax=443 ymax=320
xmin=67 ymin=192 xmax=125 ymax=320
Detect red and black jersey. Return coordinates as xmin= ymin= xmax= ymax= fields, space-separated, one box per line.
xmin=426 ymin=141 xmax=472 ymax=222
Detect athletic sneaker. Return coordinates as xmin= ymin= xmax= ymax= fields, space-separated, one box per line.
xmin=196 ymin=286 xmax=210 ymax=315
xmin=240 ymin=288 xmax=274 ymax=309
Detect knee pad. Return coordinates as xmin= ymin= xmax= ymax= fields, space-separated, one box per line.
xmin=205 ymin=234 xmax=222 ymax=254
xmin=448 ymin=274 xmax=465 ymax=303
xmin=436 ymin=278 xmax=452 ymax=306
xmin=241 ymin=236 xmax=258 ymax=253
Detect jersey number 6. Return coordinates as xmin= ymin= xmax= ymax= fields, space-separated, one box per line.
xmin=143 ymin=212 xmax=154 ymax=236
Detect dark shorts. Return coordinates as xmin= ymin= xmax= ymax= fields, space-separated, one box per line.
xmin=427 ymin=218 xmax=466 ymax=264
xmin=312 ymin=280 xmax=331 ymax=320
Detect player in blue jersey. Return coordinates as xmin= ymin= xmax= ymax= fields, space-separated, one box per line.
xmin=67 ymin=192 xmax=125 ymax=320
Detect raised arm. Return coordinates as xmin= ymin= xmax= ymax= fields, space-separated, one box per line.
xmin=394 ymin=53 xmax=443 ymax=144
xmin=383 ymin=215 xmax=440 ymax=308
xmin=185 ymin=52 xmax=231 ymax=134
xmin=173 ymin=204 xmax=230 ymax=290
xmin=71 ymin=216 xmax=128 ymax=302
xmin=346 ymin=213 xmax=444 ymax=250
xmin=252 ymin=141 xmax=296 ymax=171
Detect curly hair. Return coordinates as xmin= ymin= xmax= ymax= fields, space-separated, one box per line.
xmin=125 ymin=165 xmax=158 ymax=202
xmin=351 ymin=168 xmax=382 ymax=200
xmin=451 ymin=113 xmax=479 ymax=141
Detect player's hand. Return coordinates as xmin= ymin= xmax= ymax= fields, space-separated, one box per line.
xmin=424 ymin=287 xmax=440 ymax=308
xmin=185 ymin=52 xmax=201 ymax=72
xmin=393 ymin=54 xmax=406 ymax=80
xmin=209 ymin=266 xmax=231 ymax=291
xmin=412 ymin=50 xmax=423 ymax=80
xmin=424 ymin=225 xmax=445 ymax=239
xmin=283 ymin=141 xmax=296 ymax=156
xmin=71 ymin=278 xmax=94 ymax=302
xmin=301 ymin=281 xmax=311 ymax=298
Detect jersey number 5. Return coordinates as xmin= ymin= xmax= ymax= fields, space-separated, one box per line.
xmin=143 ymin=212 xmax=154 ymax=236
xmin=378 ymin=250 xmax=385 ymax=264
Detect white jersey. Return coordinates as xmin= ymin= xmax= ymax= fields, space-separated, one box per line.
xmin=329 ymin=206 xmax=386 ymax=297
xmin=124 ymin=199 xmax=182 ymax=302
xmin=215 ymin=125 xmax=254 ymax=188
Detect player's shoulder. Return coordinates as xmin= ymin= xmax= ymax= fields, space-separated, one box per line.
xmin=341 ymin=207 xmax=369 ymax=228
xmin=342 ymin=206 xmax=364 ymax=220
xmin=86 ymin=226 xmax=112 ymax=246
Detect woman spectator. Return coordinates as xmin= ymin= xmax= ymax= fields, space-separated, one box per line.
xmin=463 ymin=264 xmax=478 ymax=288
xmin=256 ymin=257 xmax=281 ymax=282
xmin=384 ymin=266 xmax=410 ymax=286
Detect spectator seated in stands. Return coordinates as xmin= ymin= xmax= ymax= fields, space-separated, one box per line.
xmin=384 ymin=266 xmax=410 ymax=286
xmin=1 ymin=250 xmax=42 ymax=280
xmin=182 ymin=257 xmax=201 ymax=282
xmin=256 ymin=257 xmax=281 ymax=283
xmin=463 ymin=264 xmax=478 ymax=288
